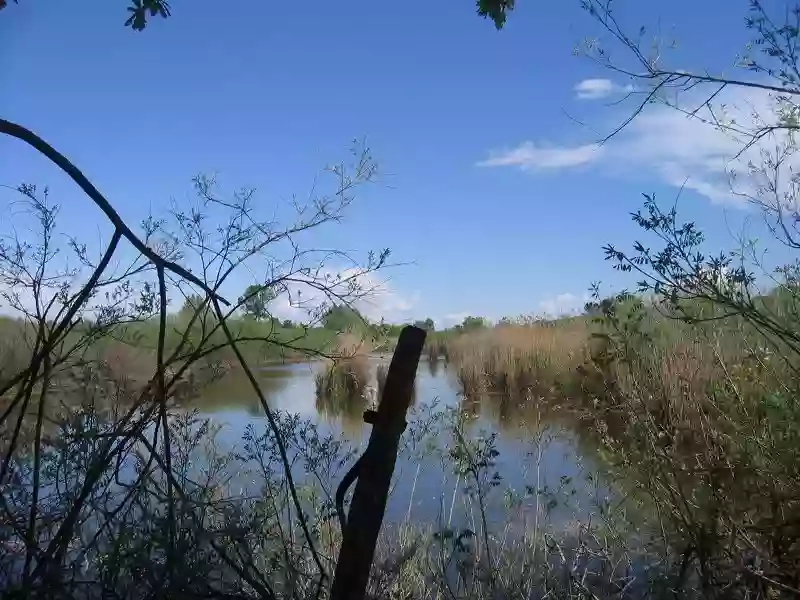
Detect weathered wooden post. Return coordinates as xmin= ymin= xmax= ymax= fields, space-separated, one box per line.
xmin=330 ymin=325 xmax=426 ymax=600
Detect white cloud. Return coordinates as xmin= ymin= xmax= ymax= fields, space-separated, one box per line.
xmin=477 ymin=141 xmax=603 ymax=171
xmin=537 ymin=293 xmax=589 ymax=318
xmin=480 ymin=85 xmax=799 ymax=207
xmin=439 ymin=312 xmax=471 ymax=329
xmin=574 ymin=78 xmax=634 ymax=100
xmin=575 ymin=78 xmax=613 ymax=100
xmin=605 ymin=87 xmax=787 ymax=205
xmin=267 ymin=270 xmax=418 ymax=325
xmin=353 ymin=284 xmax=420 ymax=323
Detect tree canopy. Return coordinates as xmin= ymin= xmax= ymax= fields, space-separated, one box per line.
xmin=0 ymin=0 xmax=516 ymax=31
xmin=322 ymin=304 xmax=365 ymax=332
xmin=477 ymin=0 xmax=515 ymax=29
xmin=413 ymin=318 xmax=436 ymax=331
xmin=178 ymin=294 xmax=204 ymax=317
xmin=460 ymin=315 xmax=487 ymax=331
xmin=238 ymin=284 xmax=275 ymax=321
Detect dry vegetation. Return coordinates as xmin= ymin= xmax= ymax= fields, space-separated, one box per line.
xmin=314 ymin=334 xmax=375 ymax=429
xmin=444 ymin=320 xmax=588 ymax=399
xmin=5 ymin=1 xmax=800 ymax=596
xmin=429 ymin=300 xmax=800 ymax=597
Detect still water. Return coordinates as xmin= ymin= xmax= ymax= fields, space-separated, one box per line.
xmin=191 ymin=355 xmax=608 ymax=529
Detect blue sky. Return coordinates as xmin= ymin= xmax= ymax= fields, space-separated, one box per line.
xmin=0 ymin=0 xmax=787 ymax=326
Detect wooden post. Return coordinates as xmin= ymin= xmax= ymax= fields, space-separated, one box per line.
xmin=330 ymin=325 xmax=426 ymax=600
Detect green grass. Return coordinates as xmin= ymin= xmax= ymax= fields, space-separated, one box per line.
xmin=0 ymin=313 xmax=344 ymax=398
xmin=113 ymin=315 xmax=337 ymax=360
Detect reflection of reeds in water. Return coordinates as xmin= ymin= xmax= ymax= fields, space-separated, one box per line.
xmin=424 ymin=337 xmax=449 ymax=362
xmin=376 ymin=363 xmax=388 ymax=398
xmin=458 ymin=393 xmax=482 ymax=419
xmin=186 ymin=366 xmax=290 ymax=415
xmin=456 ymin=387 xmax=581 ymax=435
xmin=314 ymin=354 xmax=371 ymax=429
xmin=315 ymin=358 xmax=419 ymax=431
xmin=427 ymin=355 xmax=441 ymax=377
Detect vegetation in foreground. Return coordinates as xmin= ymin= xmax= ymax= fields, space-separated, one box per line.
xmin=5 ymin=1 xmax=800 ymax=599
xmin=435 ymin=290 xmax=800 ymax=596
xmin=4 ymin=207 xmax=800 ymax=598
xmin=4 ymin=185 xmax=800 ymax=598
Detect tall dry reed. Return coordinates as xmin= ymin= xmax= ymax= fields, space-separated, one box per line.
xmin=446 ymin=321 xmax=588 ymax=398
xmin=314 ymin=333 xmax=373 ymax=416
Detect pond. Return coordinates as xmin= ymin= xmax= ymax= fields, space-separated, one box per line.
xmin=189 ymin=355 xmax=611 ymax=531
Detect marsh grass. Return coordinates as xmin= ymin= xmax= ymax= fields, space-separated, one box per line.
xmin=118 ymin=316 xmax=339 ymax=364
xmin=584 ymin=325 xmax=800 ymax=594
xmin=314 ymin=356 xmax=370 ymax=401
xmin=3 ymin=321 xmax=778 ymax=599
xmin=4 ymin=285 xmax=799 ymax=598
xmin=0 ymin=336 xmax=32 ymax=391
xmin=435 ymin=304 xmax=800 ymax=597
xmin=364 ymin=402 xmax=676 ymax=600
xmin=446 ymin=320 xmax=588 ymax=399
xmin=314 ymin=334 xmax=374 ymax=427
xmin=425 ymin=335 xmax=451 ymax=363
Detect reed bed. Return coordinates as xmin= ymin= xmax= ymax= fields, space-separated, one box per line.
xmin=445 ymin=320 xmax=588 ymax=398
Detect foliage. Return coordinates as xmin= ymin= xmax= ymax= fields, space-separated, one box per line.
xmin=582 ymin=289 xmax=800 ymax=595
xmin=424 ymin=333 xmax=451 ymax=363
xmin=124 ymin=0 xmax=171 ymax=31
xmin=314 ymin=350 xmax=370 ymax=403
xmin=412 ymin=318 xmax=435 ymax=332
xmin=178 ymin=293 xmax=205 ymax=317
xmin=566 ymin=3 xmax=800 ymax=592
xmin=444 ymin=319 xmax=588 ymax=398
xmin=322 ymin=304 xmax=366 ymax=332
xmin=6 ymin=155 xmax=800 ymax=597
xmin=476 ymin=0 xmax=516 ymax=30
xmin=454 ymin=316 xmax=488 ymax=333
xmin=238 ymin=284 xmax=276 ymax=321
xmin=0 ymin=120 xmax=388 ymax=597
xmin=439 ymin=286 xmax=800 ymax=596
xmin=7 ymin=0 xmax=800 ymax=597
xmin=0 ymin=0 xmax=516 ymax=32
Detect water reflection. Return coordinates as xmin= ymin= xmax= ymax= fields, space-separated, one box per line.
xmin=427 ymin=355 xmax=442 ymax=377
xmin=314 ymin=382 xmax=368 ymax=439
xmin=178 ymin=356 xmax=608 ymax=525
xmin=312 ymin=357 xmax=421 ymax=438
xmin=15 ymin=354 xmax=607 ymax=529
xmin=458 ymin=394 xmax=481 ymax=419
xmin=182 ymin=367 xmax=291 ymax=415
xmin=460 ymin=389 xmax=584 ymax=435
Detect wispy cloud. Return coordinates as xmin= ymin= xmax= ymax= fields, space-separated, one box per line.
xmin=354 ymin=283 xmax=420 ymax=323
xmin=480 ymin=84 xmax=797 ymax=207
xmin=477 ymin=141 xmax=603 ymax=171
xmin=605 ymin=88 xmax=784 ymax=205
xmin=575 ymin=78 xmax=617 ymax=100
xmin=537 ymin=292 xmax=588 ymax=318
xmin=440 ymin=312 xmax=471 ymax=329
xmin=268 ymin=270 xmax=419 ymax=324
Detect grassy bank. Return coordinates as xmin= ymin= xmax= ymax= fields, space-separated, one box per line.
xmin=0 ymin=313 xmax=379 ymax=393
